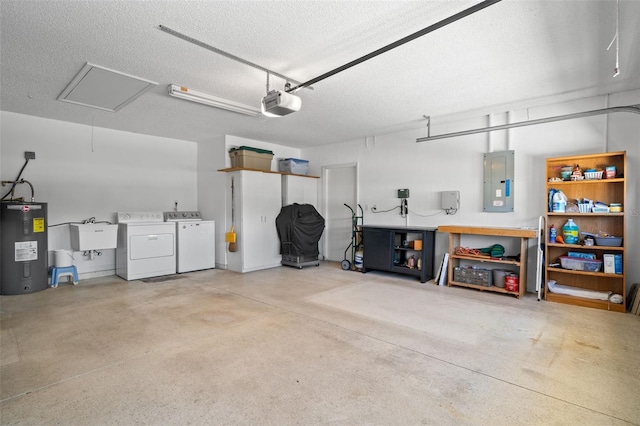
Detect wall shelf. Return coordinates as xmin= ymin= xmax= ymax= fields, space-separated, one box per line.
xmin=218 ymin=167 xmax=319 ymax=178
xmin=547 ymin=243 xmax=624 ymax=251
xmin=548 ymin=178 xmax=624 ymax=185
xmin=547 ymin=212 xmax=624 ymax=217
xmin=548 ymin=268 xmax=624 ymax=278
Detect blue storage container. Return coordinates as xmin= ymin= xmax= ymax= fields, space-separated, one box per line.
xmin=279 ymin=158 xmax=309 ymax=175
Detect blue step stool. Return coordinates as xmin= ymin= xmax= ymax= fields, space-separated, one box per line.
xmin=50 ymin=266 xmax=79 ymax=288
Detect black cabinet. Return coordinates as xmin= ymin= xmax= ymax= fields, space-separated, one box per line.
xmin=362 ymin=226 xmax=436 ymax=283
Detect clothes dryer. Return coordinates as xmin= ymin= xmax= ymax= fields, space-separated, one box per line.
xmin=116 ymin=212 xmax=176 ymax=280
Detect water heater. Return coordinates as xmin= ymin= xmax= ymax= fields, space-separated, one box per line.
xmin=1 ymin=201 xmax=49 ymax=295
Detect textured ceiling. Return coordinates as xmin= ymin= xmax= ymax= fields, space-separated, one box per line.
xmin=1 ymin=0 xmax=639 ymax=148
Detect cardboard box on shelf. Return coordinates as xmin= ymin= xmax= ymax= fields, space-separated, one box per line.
xmin=603 ymin=254 xmax=623 ymax=274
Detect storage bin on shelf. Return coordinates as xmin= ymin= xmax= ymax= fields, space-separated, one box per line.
xmin=578 ymin=201 xmax=593 ymax=213
xmin=229 ymin=146 xmax=274 ymax=171
xmin=584 ymin=170 xmax=603 ymax=180
xmin=453 ymin=266 xmax=492 ymax=287
xmin=278 ymin=158 xmax=309 ymax=175
xmin=559 ymin=256 xmax=602 ymax=272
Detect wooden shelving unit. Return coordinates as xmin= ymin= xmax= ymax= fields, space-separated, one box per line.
xmin=438 ymin=225 xmax=536 ymax=299
xmin=544 ymin=151 xmax=626 ymax=312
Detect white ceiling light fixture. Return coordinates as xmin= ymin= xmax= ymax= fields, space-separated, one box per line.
xmin=168 ymin=85 xmax=261 ymax=116
xmin=58 ymin=63 xmax=157 ymax=112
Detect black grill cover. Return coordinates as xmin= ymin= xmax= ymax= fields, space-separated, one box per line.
xmin=276 ymin=204 xmax=325 ymax=256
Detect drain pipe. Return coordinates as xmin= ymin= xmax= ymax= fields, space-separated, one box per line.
xmin=416 ymin=104 xmax=640 ymax=143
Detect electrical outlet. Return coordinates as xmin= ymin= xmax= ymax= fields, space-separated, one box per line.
xmin=25 ymin=151 xmax=36 ymax=160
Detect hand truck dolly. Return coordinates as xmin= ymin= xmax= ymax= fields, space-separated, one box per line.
xmin=341 ymin=203 xmax=364 ymax=271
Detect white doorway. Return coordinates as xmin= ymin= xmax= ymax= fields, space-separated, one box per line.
xmin=322 ymin=163 xmax=357 ymax=262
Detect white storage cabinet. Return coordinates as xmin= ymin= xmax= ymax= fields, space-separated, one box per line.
xmin=227 ymin=170 xmax=282 ymax=273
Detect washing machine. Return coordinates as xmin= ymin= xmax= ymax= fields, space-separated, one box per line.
xmin=164 ymin=211 xmax=215 ymax=273
xmin=116 ymin=212 xmax=176 ymax=280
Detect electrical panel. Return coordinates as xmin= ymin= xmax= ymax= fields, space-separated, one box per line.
xmin=483 ymin=150 xmax=514 ymax=212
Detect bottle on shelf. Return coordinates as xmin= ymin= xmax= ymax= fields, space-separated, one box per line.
xmin=551 ymin=189 xmax=567 ymax=212
xmin=549 ymin=225 xmax=557 ymax=243
xmin=562 ymin=219 xmax=579 ymax=244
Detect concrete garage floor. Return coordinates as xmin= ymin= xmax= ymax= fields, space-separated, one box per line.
xmin=1 ymin=262 xmax=639 ymax=425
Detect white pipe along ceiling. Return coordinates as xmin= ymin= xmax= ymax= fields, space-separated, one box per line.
xmin=416 ymin=104 xmax=640 ymax=142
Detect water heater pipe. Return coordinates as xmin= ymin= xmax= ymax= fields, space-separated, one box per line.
xmin=1 ymin=179 xmax=35 ymax=201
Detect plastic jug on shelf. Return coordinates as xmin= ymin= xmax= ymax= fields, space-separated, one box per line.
xmin=550 ymin=189 xmax=567 ymax=213
xmin=562 ymin=219 xmax=579 ymax=244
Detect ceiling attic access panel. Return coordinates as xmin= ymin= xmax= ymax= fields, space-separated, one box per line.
xmin=483 ymin=150 xmax=514 ymax=212
xmin=57 ymin=63 xmax=157 ymax=112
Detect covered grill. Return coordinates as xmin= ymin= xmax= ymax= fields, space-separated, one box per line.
xmin=276 ymin=203 xmax=325 ymax=268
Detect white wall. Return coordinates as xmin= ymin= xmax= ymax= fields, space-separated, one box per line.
xmin=0 ymin=113 xmax=304 ymax=277
xmin=196 ymin=135 xmax=226 ymax=268
xmin=1 ymin=111 xmax=197 ymax=279
xmin=302 ymin=90 xmax=640 ymax=295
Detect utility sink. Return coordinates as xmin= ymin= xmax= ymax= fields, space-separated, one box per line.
xmin=70 ymin=223 xmax=118 ymax=250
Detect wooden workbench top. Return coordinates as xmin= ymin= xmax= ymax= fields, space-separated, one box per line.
xmin=437 ymin=225 xmax=537 ymax=238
